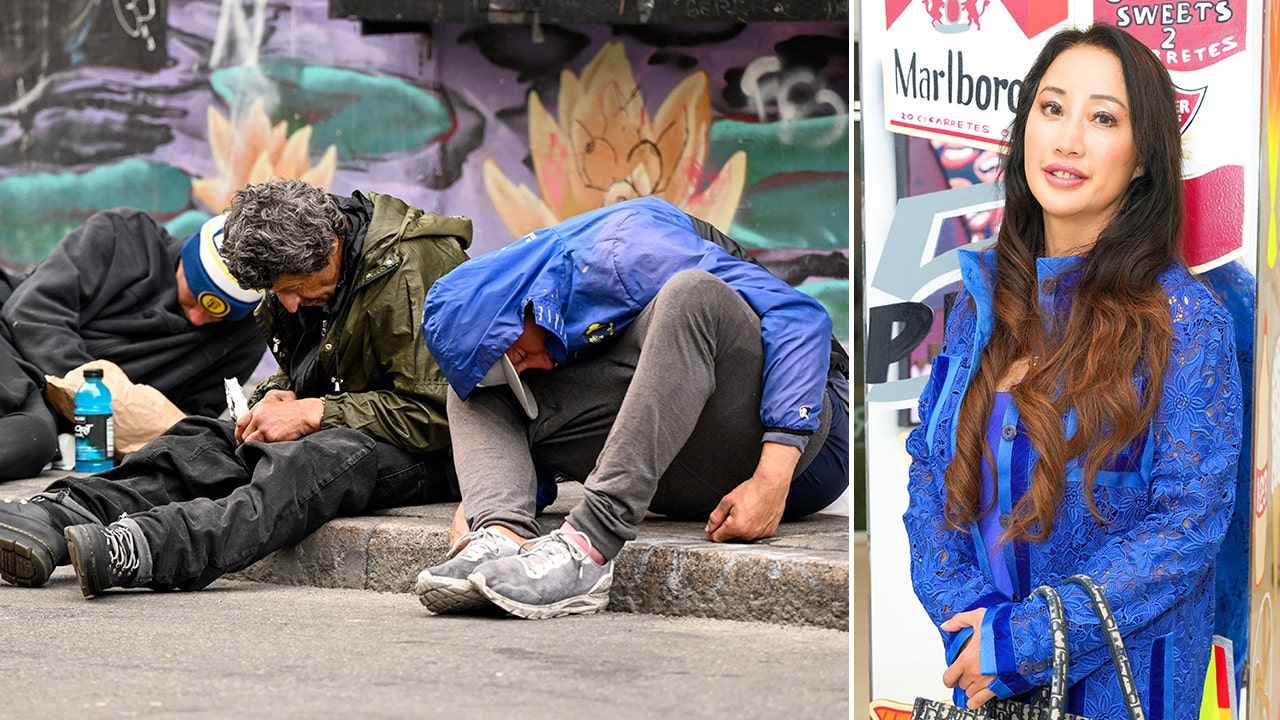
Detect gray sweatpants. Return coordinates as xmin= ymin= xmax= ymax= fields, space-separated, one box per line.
xmin=447 ymin=269 xmax=833 ymax=559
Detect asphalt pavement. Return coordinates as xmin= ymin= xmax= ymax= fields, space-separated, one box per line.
xmin=2 ymin=473 xmax=850 ymax=631
xmin=0 ymin=569 xmax=849 ymax=719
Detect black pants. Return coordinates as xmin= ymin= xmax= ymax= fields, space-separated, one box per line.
xmin=45 ymin=416 xmax=456 ymax=591
xmin=0 ymin=384 xmax=57 ymax=482
xmin=0 ymin=336 xmax=56 ymax=481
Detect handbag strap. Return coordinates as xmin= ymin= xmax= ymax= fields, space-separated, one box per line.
xmin=1029 ymin=577 xmax=1146 ymax=720
xmin=1064 ymin=574 xmax=1146 ymax=720
xmin=1031 ymin=584 xmax=1069 ymax=720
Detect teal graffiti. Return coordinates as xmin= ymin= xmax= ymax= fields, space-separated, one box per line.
xmin=0 ymin=160 xmax=191 ymax=265
xmin=709 ymin=116 xmax=849 ymax=186
xmin=164 ymin=209 xmax=215 ymax=242
xmin=798 ymin=279 xmax=850 ymax=346
xmin=729 ymin=176 xmax=849 ymax=253
xmin=211 ymin=61 xmax=452 ymax=161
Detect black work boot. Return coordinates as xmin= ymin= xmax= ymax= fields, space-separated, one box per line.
xmin=64 ymin=520 xmax=151 ymax=597
xmin=0 ymin=497 xmax=90 ymax=587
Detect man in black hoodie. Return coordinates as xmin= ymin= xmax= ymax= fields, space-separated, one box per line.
xmin=2 ymin=210 xmax=266 ymax=420
xmin=0 ymin=211 xmax=265 ymax=478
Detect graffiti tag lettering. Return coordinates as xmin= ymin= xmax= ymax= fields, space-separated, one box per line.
xmin=741 ymin=56 xmax=848 ymax=145
xmin=211 ymin=0 xmax=268 ymax=68
xmin=112 ymin=0 xmax=157 ymax=52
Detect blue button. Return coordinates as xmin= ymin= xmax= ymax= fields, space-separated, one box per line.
xmin=1041 ymin=277 xmax=1057 ymax=295
xmin=1001 ymin=424 xmax=1017 ymax=441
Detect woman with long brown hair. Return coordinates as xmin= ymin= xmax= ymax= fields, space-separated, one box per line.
xmin=904 ymin=23 xmax=1242 ymax=719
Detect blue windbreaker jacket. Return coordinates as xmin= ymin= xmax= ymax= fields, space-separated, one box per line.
xmin=421 ymin=197 xmax=833 ymax=437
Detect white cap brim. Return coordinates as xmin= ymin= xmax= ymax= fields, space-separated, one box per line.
xmin=477 ymin=353 xmax=538 ymax=419
xmin=197 ymin=214 xmax=262 ymax=303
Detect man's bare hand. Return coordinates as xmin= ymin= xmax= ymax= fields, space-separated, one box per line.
xmin=235 ymin=396 xmax=323 ymax=444
xmin=449 ymin=503 xmax=470 ymax=549
xmin=257 ymin=388 xmax=298 ymax=404
xmin=705 ymin=442 xmax=799 ymax=543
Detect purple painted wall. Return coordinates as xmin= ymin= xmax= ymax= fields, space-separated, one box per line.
xmin=0 ymin=0 xmax=849 ymax=337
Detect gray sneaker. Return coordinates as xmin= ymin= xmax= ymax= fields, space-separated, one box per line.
xmin=414 ymin=528 xmax=522 ymax=614
xmin=468 ymin=529 xmax=612 ymax=619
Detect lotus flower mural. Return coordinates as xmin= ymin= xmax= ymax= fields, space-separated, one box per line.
xmin=193 ymin=98 xmax=338 ymax=212
xmin=484 ymin=42 xmax=747 ymax=237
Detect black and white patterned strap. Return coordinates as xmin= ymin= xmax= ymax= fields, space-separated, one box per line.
xmin=1031 ymin=584 xmax=1069 ymax=720
xmin=1030 ymin=576 xmax=1146 ymax=720
xmin=1064 ymin=574 xmax=1146 ymax=720
xmin=1029 ymin=573 xmax=1152 ymax=717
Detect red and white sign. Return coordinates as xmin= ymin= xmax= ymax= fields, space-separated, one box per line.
xmin=881 ymin=0 xmax=1076 ymax=151
xmin=1092 ymin=0 xmax=1251 ymax=270
xmin=881 ymin=0 xmax=1255 ymax=270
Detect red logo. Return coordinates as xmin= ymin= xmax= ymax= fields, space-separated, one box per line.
xmin=1174 ymin=84 xmax=1207 ymax=133
xmin=887 ymin=0 xmax=1069 ymax=39
xmin=923 ymin=0 xmax=989 ymax=32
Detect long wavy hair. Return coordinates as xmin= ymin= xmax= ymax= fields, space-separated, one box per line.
xmin=944 ymin=24 xmax=1182 ymax=541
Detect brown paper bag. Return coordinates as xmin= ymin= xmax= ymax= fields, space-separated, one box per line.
xmin=45 ymin=360 xmax=187 ymax=455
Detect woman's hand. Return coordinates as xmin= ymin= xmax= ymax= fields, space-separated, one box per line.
xmin=941 ymin=608 xmax=998 ymax=709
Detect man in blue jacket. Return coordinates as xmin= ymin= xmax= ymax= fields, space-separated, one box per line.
xmin=414 ymin=197 xmax=848 ymax=619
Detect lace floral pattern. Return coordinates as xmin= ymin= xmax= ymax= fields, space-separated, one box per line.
xmin=904 ymin=250 xmax=1243 ymax=720
xmin=1199 ymin=261 xmax=1256 ymax=686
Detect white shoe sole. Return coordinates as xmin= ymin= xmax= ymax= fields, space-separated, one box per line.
xmin=468 ymin=571 xmax=611 ymax=620
xmin=414 ymin=571 xmax=489 ymax=614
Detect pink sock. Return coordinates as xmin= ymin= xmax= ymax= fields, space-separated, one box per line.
xmin=561 ymin=522 xmax=607 ymax=565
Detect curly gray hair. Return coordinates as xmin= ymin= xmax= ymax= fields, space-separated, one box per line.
xmin=221 ymin=178 xmax=347 ymax=290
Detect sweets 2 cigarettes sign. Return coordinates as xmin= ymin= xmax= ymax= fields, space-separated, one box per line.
xmin=1093 ymin=0 xmax=1250 ymax=271
xmin=881 ymin=0 xmax=1252 ymax=269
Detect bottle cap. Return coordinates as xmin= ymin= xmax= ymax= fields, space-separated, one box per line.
xmin=84 ymin=368 xmax=104 ymax=379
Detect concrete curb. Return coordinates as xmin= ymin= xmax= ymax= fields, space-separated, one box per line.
xmin=228 ymin=512 xmax=850 ymax=630
xmin=5 ymin=475 xmax=850 ymax=630
xmin=608 ymin=535 xmax=848 ymax=628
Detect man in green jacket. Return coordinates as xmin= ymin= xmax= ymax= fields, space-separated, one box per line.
xmin=0 ymin=179 xmax=470 ymax=596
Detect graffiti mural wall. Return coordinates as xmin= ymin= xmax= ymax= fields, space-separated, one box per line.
xmin=0 ymin=0 xmax=850 ymax=340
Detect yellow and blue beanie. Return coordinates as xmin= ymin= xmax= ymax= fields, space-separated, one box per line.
xmin=179 ymin=215 xmax=263 ymax=321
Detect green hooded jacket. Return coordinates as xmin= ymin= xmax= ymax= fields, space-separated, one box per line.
xmin=249 ymin=192 xmax=472 ymax=453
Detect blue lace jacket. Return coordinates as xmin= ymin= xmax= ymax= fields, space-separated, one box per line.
xmin=904 ymin=249 xmax=1242 ymax=720
xmin=1200 ymin=261 xmax=1255 ymax=688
